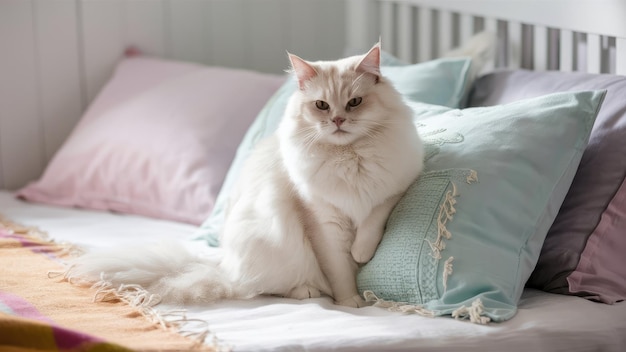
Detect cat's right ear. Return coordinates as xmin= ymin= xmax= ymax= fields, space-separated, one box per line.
xmin=356 ymin=42 xmax=381 ymax=79
xmin=288 ymin=53 xmax=318 ymax=90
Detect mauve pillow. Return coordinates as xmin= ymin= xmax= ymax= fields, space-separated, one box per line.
xmin=468 ymin=69 xmax=626 ymax=303
xmin=568 ymin=176 xmax=626 ymax=303
xmin=17 ymin=56 xmax=285 ymax=225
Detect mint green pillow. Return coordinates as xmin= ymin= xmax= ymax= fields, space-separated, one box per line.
xmin=195 ymin=57 xmax=473 ymax=246
xmin=357 ymin=91 xmax=605 ymax=323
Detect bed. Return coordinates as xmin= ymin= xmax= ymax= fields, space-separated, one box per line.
xmin=1 ymin=0 xmax=625 ymax=351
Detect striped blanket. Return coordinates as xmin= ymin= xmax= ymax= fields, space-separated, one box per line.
xmin=0 ymin=218 xmax=213 ymax=352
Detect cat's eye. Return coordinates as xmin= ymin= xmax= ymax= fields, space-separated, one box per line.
xmin=347 ymin=97 xmax=362 ymax=108
xmin=315 ymin=100 xmax=330 ymax=110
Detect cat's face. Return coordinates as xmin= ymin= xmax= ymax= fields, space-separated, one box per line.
xmin=289 ymin=44 xmax=392 ymax=146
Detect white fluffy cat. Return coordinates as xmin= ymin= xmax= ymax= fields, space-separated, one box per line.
xmin=67 ymin=43 xmax=424 ymax=308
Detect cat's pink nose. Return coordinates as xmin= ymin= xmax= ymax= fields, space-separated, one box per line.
xmin=333 ymin=117 xmax=346 ymax=127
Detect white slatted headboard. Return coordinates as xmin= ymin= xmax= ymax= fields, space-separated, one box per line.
xmin=347 ymin=0 xmax=626 ymax=75
xmin=0 ymin=0 xmax=346 ymax=190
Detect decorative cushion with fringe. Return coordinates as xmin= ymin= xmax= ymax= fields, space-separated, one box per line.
xmin=357 ymin=91 xmax=605 ymax=323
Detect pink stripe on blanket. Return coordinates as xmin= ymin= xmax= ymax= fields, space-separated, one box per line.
xmin=0 ymin=227 xmax=61 ymax=261
xmin=0 ymin=290 xmax=52 ymax=322
xmin=0 ymin=227 xmax=45 ymax=248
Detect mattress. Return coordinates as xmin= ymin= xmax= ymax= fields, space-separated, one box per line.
xmin=2 ymin=190 xmax=625 ymax=352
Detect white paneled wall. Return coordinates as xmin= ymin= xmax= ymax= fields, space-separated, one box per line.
xmin=0 ymin=0 xmax=346 ymax=190
xmin=0 ymin=0 xmax=45 ymax=190
xmin=34 ymin=0 xmax=83 ymax=164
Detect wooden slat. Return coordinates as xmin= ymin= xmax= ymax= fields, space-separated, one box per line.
xmin=617 ymin=38 xmax=626 ymax=76
xmin=417 ymin=6 xmax=432 ymax=62
xmin=546 ymin=28 xmax=560 ymax=70
xmin=34 ymin=0 xmax=83 ymax=163
xmin=601 ymin=36 xmax=613 ymax=74
xmin=397 ymin=3 xmax=414 ymax=62
xmin=0 ymin=0 xmax=44 ymax=189
xmin=574 ymin=32 xmax=588 ymax=72
xmin=533 ymin=25 xmax=548 ymax=71
xmin=559 ymin=29 xmax=574 ymax=72
xmin=458 ymin=13 xmax=474 ymax=47
xmin=507 ymin=21 xmax=522 ymax=68
xmin=586 ymin=33 xmax=602 ymax=74
xmin=519 ymin=24 xmax=532 ymax=69
xmin=483 ymin=18 xmax=500 ymax=67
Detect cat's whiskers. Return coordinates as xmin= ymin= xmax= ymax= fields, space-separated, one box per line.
xmin=295 ymin=125 xmax=322 ymax=151
xmin=360 ymin=120 xmax=391 ymax=139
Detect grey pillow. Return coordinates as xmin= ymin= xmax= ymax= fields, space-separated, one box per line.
xmin=468 ymin=69 xmax=626 ymax=303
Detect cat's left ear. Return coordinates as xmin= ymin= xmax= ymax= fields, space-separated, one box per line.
xmin=288 ymin=53 xmax=318 ymax=90
xmin=356 ymin=42 xmax=381 ymax=80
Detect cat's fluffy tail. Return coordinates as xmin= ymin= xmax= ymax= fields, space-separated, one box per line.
xmin=64 ymin=241 xmax=234 ymax=304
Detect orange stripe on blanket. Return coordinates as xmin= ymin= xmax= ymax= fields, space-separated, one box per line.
xmin=0 ymin=217 xmax=214 ymax=352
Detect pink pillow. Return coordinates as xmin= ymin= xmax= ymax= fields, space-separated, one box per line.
xmin=17 ymin=56 xmax=285 ymax=224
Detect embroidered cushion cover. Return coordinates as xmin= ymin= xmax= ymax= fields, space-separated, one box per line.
xmin=195 ymin=57 xmax=474 ymax=245
xmin=357 ymin=91 xmax=605 ymax=322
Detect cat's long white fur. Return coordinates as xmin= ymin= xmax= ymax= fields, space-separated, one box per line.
xmin=66 ymin=39 xmax=493 ymax=308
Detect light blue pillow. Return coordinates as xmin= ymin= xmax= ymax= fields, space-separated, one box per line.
xmin=357 ymin=91 xmax=605 ymax=323
xmin=380 ymin=50 xmax=406 ymax=66
xmin=195 ymin=57 xmax=473 ymax=246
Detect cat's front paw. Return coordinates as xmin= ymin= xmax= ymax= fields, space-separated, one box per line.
xmin=335 ymin=294 xmax=368 ymax=308
xmin=351 ymin=245 xmax=376 ymax=264
xmin=352 ymin=226 xmax=384 ymax=264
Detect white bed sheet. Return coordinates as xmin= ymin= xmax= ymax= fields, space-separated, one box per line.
xmin=2 ymin=190 xmax=626 ymax=352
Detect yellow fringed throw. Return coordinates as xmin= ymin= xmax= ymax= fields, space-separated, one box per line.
xmin=0 ymin=217 xmax=214 ymax=352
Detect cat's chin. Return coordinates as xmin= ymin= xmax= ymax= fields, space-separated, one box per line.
xmin=324 ymin=131 xmax=358 ymax=146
